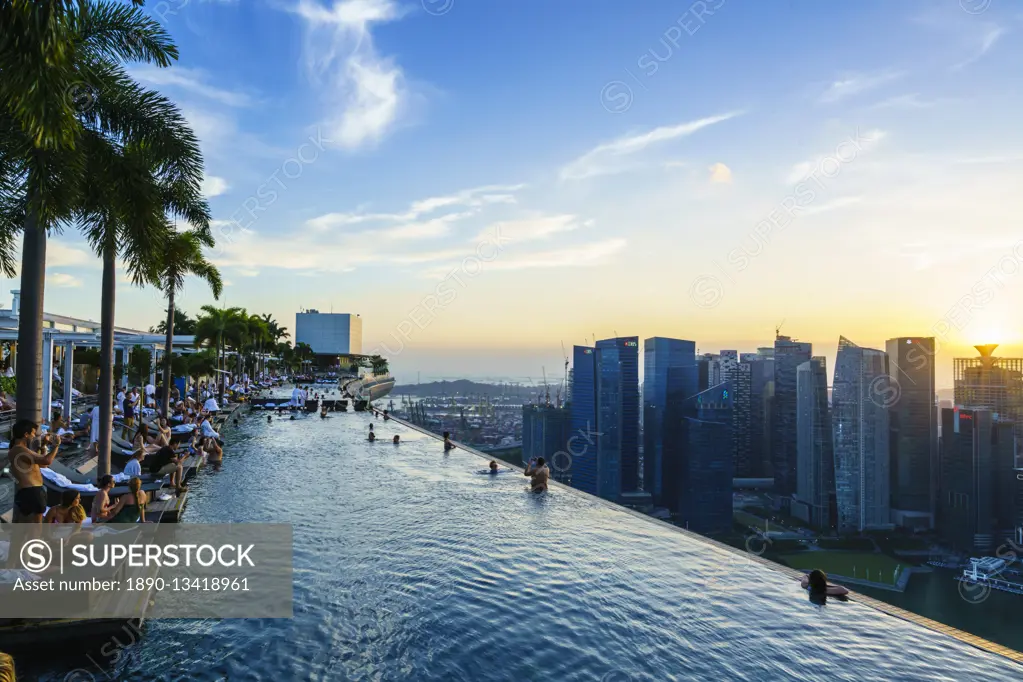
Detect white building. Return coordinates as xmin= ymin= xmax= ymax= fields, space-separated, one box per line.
xmin=295 ymin=310 xmax=363 ymax=356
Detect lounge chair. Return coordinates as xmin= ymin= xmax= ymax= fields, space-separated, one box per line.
xmin=40 ymin=467 xmax=165 ymax=509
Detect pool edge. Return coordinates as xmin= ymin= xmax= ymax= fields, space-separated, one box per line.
xmin=385 ymin=412 xmax=1023 ymax=667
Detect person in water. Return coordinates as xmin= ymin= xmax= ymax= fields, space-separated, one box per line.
xmin=368 ymin=431 xmax=376 ymax=442
xmin=523 ymin=457 xmax=549 ymax=492
xmin=443 ymin=431 xmax=455 ymax=451
xmin=801 ymin=569 xmax=849 ymax=599
xmin=392 ymin=435 xmax=400 ymax=444
xmin=489 ymin=460 xmax=499 ymax=474
xmin=383 ymin=410 xmax=390 ymax=421
xmin=267 ymin=415 xmax=272 ymax=423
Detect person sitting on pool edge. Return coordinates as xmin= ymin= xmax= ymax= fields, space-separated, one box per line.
xmin=443 ymin=432 xmax=455 ymax=451
xmin=801 ymin=569 xmax=849 ymax=600
xmin=523 ymin=457 xmax=549 ymax=492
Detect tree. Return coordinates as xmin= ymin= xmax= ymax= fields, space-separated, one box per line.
xmin=261 ymin=313 xmax=288 ymax=343
xmin=193 ymin=305 xmax=245 ymax=399
xmin=155 ymin=231 xmax=221 ymax=417
xmin=1 ymin=0 xmax=182 ymax=422
xmin=369 ymin=354 xmax=389 ymax=375
xmin=151 ymin=308 xmax=196 ymax=335
xmin=246 ymin=314 xmax=270 ymax=378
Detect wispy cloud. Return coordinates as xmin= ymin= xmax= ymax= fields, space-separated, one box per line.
xmin=306 ymin=184 xmax=524 ymax=231
xmin=784 ymin=129 xmax=886 ymax=185
xmin=559 ymin=112 xmax=742 ymax=181
xmin=819 ymin=70 xmax=905 ymax=104
xmin=474 ymin=215 xmax=585 ymax=244
xmin=47 ymin=242 xmax=93 ymax=268
xmin=863 ymin=93 xmax=936 ymax=111
xmin=952 ymin=26 xmax=1005 ymax=70
xmin=132 ymin=66 xmax=254 ymax=107
xmin=801 ymin=196 xmax=862 ymax=216
xmin=290 ymin=0 xmax=411 ymax=150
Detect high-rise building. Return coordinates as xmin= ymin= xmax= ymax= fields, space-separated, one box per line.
xmin=570 ymin=345 xmax=598 ymax=493
xmin=642 ymin=337 xmax=697 ymax=506
xmin=570 ymin=337 xmax=640 ymax=501
xmin=772 ymin=335 xmax=812 ymax=498
xmin=886 ymin=337 xmax=937 ymax=530
xmin=794 ymin=357 xmax=835 ymax=529
xmin=954 ymin=345 xmax=1023 ymax=440
xmin=675 ymin=382 xmax=734 ymax=534
xmin=522 ymin=404 xmax=572 ymax=483
xmin=832 ymin=337 xmax=892 ymax=532
xmin=937 ymin=407 xmax=1015 ymax=552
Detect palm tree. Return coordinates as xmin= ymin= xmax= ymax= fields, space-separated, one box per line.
xmin=246 ymin=314 xmax=271 ymax=379
xmin=193 ymin=305 xmax=245 ymax=399
xmin=1 ymin=0 xmax=182 ymax=421
xmin=261 ymin=313 xmax=288 ymax=343
xmin=156 ymin=230 xmax=221 ymax=418
xmin=79 ymin=123 xmax=208 ymax=477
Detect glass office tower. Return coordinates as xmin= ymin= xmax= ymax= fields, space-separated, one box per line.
xmin=676 ymin=382 xmax=735 ymax=534
xmin=643 ymin=337 xmax=697 ymax=506
xmin=795 ymin=357 xmax=835 ymax=529
xmin=772 ymin=335 xmax=812 ymax=498
xmin=832 ymin=337 xmax=891 ymax=532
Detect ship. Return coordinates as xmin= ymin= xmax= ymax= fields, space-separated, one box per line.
xmin=955 ymin=556 xmax=1023 ymax=596
xmin=342 ymin=371 xmax=395 ymax=403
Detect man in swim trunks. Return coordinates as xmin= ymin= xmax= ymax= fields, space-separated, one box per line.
xmin=523 ymin=457 xmax=549 ymax=493
xmin=9 ymin=419 xmax=59 ymax=523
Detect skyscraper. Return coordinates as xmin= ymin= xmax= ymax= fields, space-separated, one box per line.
xmin=570 ymin=337 xmax=639 ymax=501
xmin=522 ymin=403 xmax=572 ymax=483
xmin=772 ymin=335 xmax=812 ymax=498
xmin=886 ymin=337 xmax=937 ymax=529
xmin=570 ymin=345 xmax=597 ymax=493
xmin=832 ymin=337 xmax=891 ymax=532
xmin=937 ymin=407 xmax=1014 ymax=552
xmin=643 ymin=337 xmax=697 ymax=506
xmin=954 ymin=345 xmax=1023 ymax=440
xmin=795 ymin=357 xmax=835 ymax=529
xmin=675 ymin=382 xmax=734 ymax=534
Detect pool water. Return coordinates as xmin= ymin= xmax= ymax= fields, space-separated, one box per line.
xmin=18 ymin=399 xmax=1023 ymax=681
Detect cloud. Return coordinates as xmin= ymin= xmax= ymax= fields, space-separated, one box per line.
xmin=784 ymin=129 xmax=886 ymax=185
xmin=559 ymin=112 xmax=742 ymax=181
xmin=306 ymin=183 xmax=524 ymax=231
xmin=818 ymin=70 xmax=904 ymax=104
xmin=953 ymin=26 xmax=1005 ymax=70
xmin=801 ymin=196 xmax=862 ymax=216
xmin=291 ymin=0 xmax=410 ymax=150
xmin=423 ymin=238 xmax=627 ymax=277
xmin=47 ymin=241 xmax=93 ymax=267
xmin=863 ymin=93 xmax=936 ymax=111
xmin=201 ymin=176 xmax=230 ymax=197
xmin=708 ymin=162 xmax=732 ymax=184
xmin=131 ymin=66 xmax=254 ymax=107
xmin=474 ymin=215 xmax=584 ymax=244
xmin=47 ymin=273 xmax=82 ymax=288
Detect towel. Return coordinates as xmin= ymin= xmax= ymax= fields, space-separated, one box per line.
xmin=41 ymin=467 xmax=99 ymax=492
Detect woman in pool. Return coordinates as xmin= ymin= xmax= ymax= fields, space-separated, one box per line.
xmin=801 ymin=569 xmax=849 ymax=599
xmin=368 ymin=431 xmax=376 ymax=442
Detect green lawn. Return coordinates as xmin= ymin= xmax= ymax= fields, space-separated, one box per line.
xmin=778 ymin=551 xmax=904 ymax=585
xmin=734 ymin=510 xmax=787 ymax=533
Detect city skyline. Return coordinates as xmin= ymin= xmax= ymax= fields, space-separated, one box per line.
xmin=1 ymin=0 xmax=1021 ymax=388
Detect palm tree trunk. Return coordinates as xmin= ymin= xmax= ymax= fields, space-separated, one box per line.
xmin=15 ymin=208 xmax=46 ymax=422
xmin=217 ymin=333 xmax=224 ymax=400
xmin=97 ymin=245 xmax=117 ymax=479
xmin=161 ymin=290 xmax=175 ymax=419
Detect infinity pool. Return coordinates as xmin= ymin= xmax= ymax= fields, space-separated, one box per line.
xmin=17 ymin=398 xmax=1023 ymax=680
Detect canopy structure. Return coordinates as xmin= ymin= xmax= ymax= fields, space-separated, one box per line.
xmin=0 ymin=290 xmax=201 ymax=418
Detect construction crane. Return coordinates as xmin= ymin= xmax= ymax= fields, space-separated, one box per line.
xmin=542 ymin=366 xmax=550 ymax=406
xmin=560 ymin=341 xmax=569 ymax=408
xmin=775 ymin=319 xmax=786 ymax=339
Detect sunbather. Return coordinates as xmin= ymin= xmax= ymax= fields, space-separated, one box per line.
xmin=155 ymin=417 xmax=173 ymax=447
xmin=91 ymin=475 xmax=118 ymax=523
xmin=147 ymin=445 xmax=187 ymax=493
xmin=133 ymin=423 xmax=161 ymax=456
xmin=44 ymin=489 xmax=86 ymax=524
xmin=123 ymin=448 xmax=145 ymax=478
xmin=107 ymin=477 xmax=147 ymax=523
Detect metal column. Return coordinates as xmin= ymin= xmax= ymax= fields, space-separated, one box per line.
xmin=62 ymin=342 xmax=74 ymax=419
xmin=41 ymin=333 xmax=54 ymax=421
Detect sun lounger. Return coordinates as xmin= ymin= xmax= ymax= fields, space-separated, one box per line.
xmin=40 ymin=467 xmax=165 ymax=508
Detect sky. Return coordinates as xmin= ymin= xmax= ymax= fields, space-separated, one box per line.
xmin=6 ymin=0 xmax=1023 ymax=388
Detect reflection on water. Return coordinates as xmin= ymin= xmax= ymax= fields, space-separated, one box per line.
xmin=13 ymin=403 xmax=1023 ymax=681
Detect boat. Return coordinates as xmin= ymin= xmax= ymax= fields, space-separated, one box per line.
xmin=955 ymin=556 xmax=1023 ymax=596
xmin=342 ymin=372 xmax=395 ymax=403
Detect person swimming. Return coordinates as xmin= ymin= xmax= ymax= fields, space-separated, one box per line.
xmin=368 ymin=431 xmax=376 ymax=442
xmin=801 ymin=569 xmax=849 ymax=601
xmin=392 ymin=435 xmax=400 ymax=444
xmin=489 ymin=460 xmax=499 ymax=474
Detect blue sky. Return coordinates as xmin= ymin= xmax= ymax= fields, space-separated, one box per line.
xmin=11 ymin=0 xmax=1023 ymax=386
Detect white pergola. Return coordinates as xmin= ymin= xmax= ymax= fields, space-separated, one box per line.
xmin=0 ymin=327 xmax=198 ymax=419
